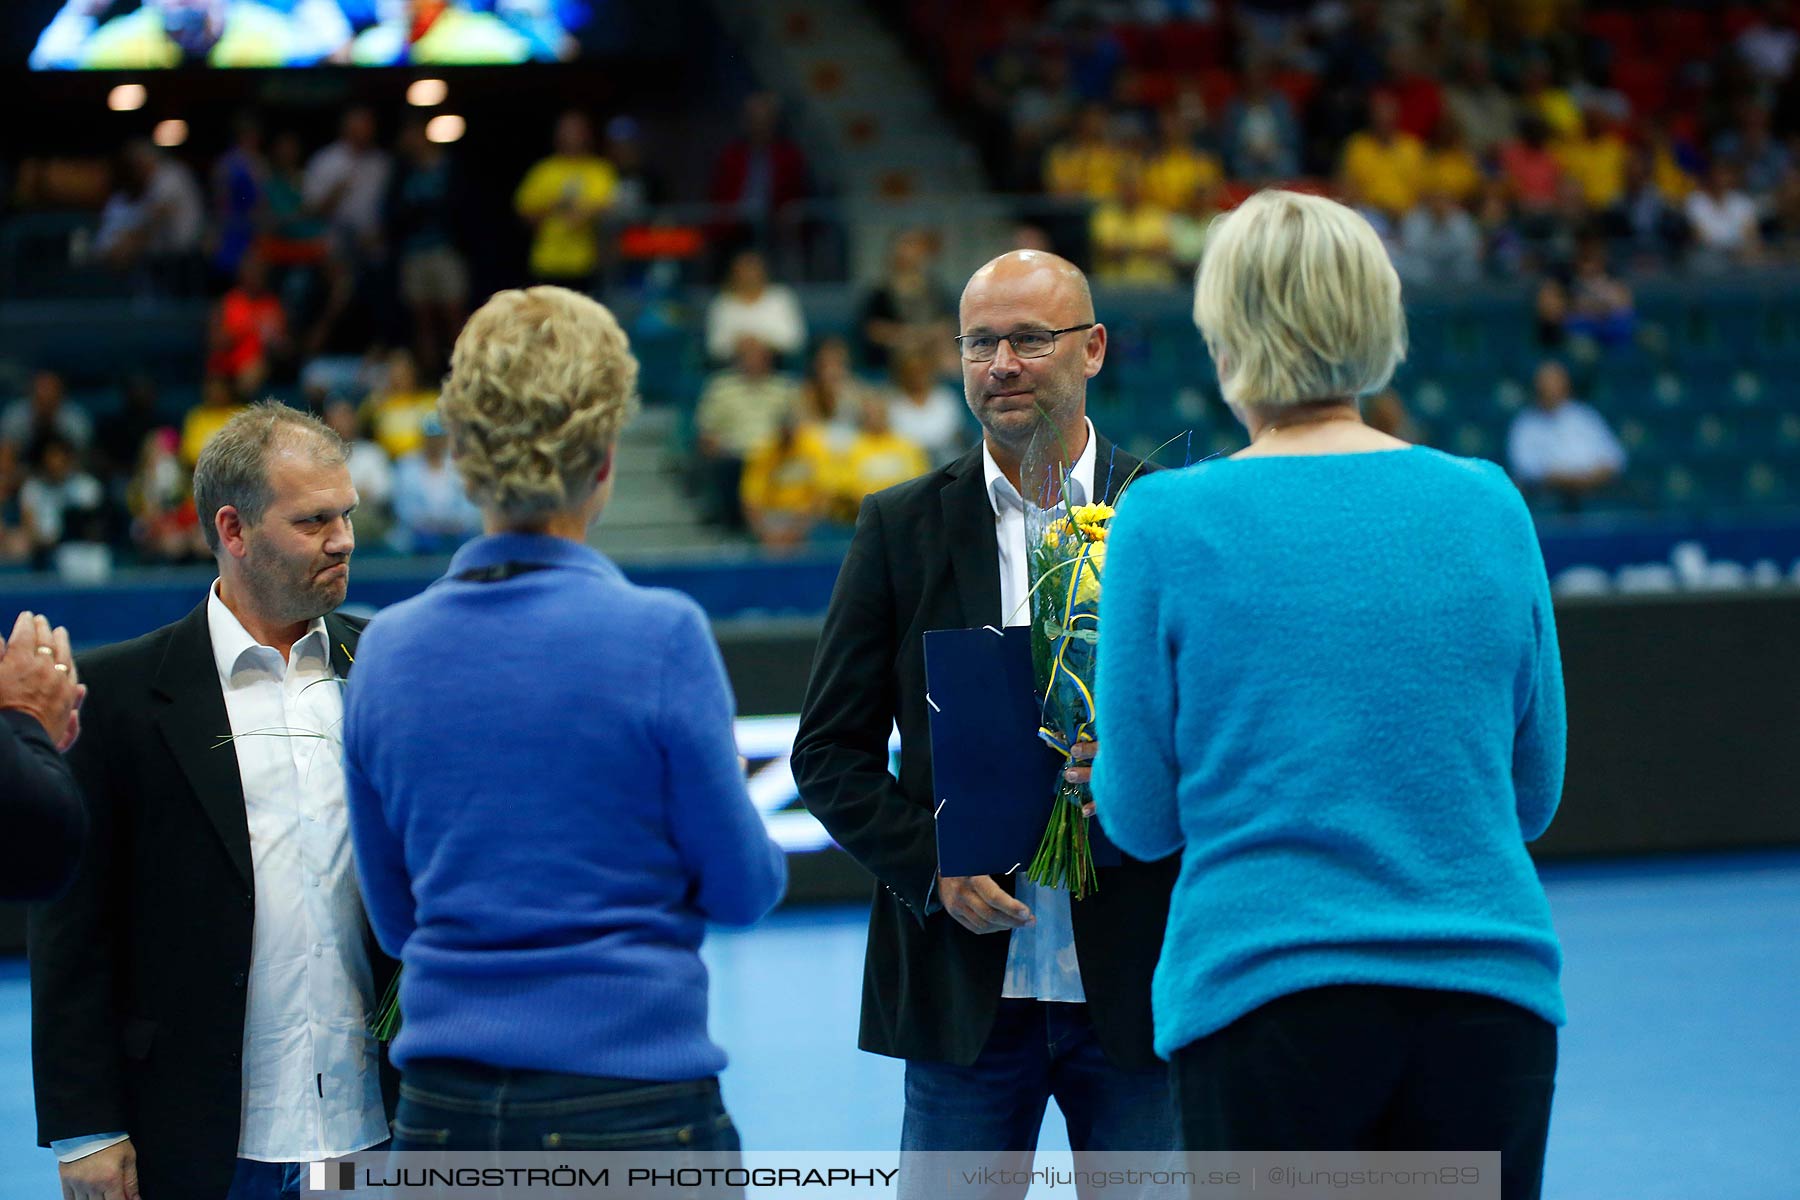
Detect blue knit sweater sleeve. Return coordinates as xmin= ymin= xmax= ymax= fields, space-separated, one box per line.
xmin=1506 ymin=483 xmax=1567 ymax=841
xmin=344 ymin=658 xmax=415 ymax=959
xmin=657 ymin=597 xmax=789 ymax=926
xmin=1091 ymin=473 xmax=1184 ymax=861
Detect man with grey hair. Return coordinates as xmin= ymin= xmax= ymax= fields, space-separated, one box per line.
xmin=795 ymin=251 xmax=1179 ymax=1191
xmin=30 ymin=402 xmax=396 ymax=1200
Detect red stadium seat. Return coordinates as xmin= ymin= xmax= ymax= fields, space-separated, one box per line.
xmin=1612 ymin=57 xmax=1670 ymax=118
xmin=1582 ymin=9 xmax=1643 ymax=55
xmin=1161 ymin=21 xmax=1224 ymax=71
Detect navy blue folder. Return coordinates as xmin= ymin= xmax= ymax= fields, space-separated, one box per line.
xmin=924 ymin=626 xmax=1122 ymax=879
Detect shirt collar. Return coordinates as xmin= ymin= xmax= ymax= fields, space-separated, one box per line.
xmin=446 ymin=531 xmax=621 ymax=581
xmin=206 ymin=580 xmax=330 ymax=682
xmin=982 ymin=417 xmax=1098 ymax=517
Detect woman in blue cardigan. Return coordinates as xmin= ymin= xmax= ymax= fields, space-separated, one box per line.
xmin=1090 ymin=190 xmax=1566 ymax=1200
xmin=344 ymin=286 xmax=787 ymax=1153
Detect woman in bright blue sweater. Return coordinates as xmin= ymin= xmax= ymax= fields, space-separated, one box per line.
xmin=344 ymin=287 xmax=786 ymax=1153
xmin=1091 ymin=191 xmax=1565 ymax=1200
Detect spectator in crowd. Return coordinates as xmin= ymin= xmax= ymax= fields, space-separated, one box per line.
xmin=1005 ymin=50 xmax=1077 ymax=192
xmin=1170 ymin=178 xmax=1227 ymax=273
xmin=857 ymin=230 xmax=954 ymax=375
xmin=1685 ymin=160 xmax=1763 ymax=269
xmin=2 ymin=371 xmax=92 ymax=455
xmin=1520 ymin=57 xmax=1580 ymax=141
xmin=1443 ymin=48 xmax=1517 ymax=159
xmin=1341 ymin=92 xmax=1427 ymax=218
xmin=1768 ymin=165 xmax=1800 ymax=258
xmin=1375 ymin=42 xmax=1444 ymax=142
xmin=1091 ymin=162 xmax=1178 ymax=286
xmin=389 ymin=117 xmax=470 ymax=376
xmin=180 ymin=375 xmax=249 ymax=467
xmin=261 ymin=129 xmax=332 ymax=283
xmin=125 ymin=427 xmax=206 ymax=564
xmin=1045 ymin=102 xmax=1127 ymax=201
xmin=708 ymin=92 xmax=809 ymax=259
xmin=705 ymin=250 xmax=807 ymax=365
xmin=801 ymin=336 xmax=874 ymax=432
xmin=324 ymin=398 xmax=394 ymax=539
xmin=1398 ymin=184 xmax=1483 ymax=284
xmin=740 ymin=396 xmax=837 ymax=552
xmin=1223 ymin=59 xmax=1301 ymax=181
xmin=694 ymin=336 xmax=799 ymax=531
xmin=207 ymin=252 xmax=289 ymax=398
xmin=1737 ymin=0 xmax=1799 ymax=87
xmin=514 ymin=110 xmax=617 ymax=287
xmin=303 ymin=106 xmax=392 ymax=265
xmin=601 ymin=116 xmax=669 ymax=225
xmin=882 ymin=349 xmax=966 ymax=469
xmin=95 ymin=140 xmax=205 ymax=277
xmin=1499 ymin=115 xmax=1566 ymax=234
xmin=94 ymin=375 xmax=163 ymax=485
xmin=1553 ymin=110 xmax=1629 ymax=220
xmin=390 ymin=412 xmax=482 ymax=554
xmin=1421 ymin=116 xmax=1483 ymax=207
xmin=838 ymin=395 xmax=928 ymax=507
xmin=1713 ymin=102 xmax=1792 ymax=198
xmin=210 ymin=113 xmax=268 ymax=282
xmin=1538 ymin=238 xmax=1636 ymax=348
xmin=19 ymin=435 xmax=106 ymax=568
xmin=1508 ymin=360 xmax=1626 ymax=511
xmin=1618 ymin=146 xmax=1689 ymax=264
xmin=1142 ymin=102 xmax=1223 ymax=213
xmin=303 ymin=107 xmax=392 ymax=352
xmin=1064 ymin=13 xmax=1125 ymax=103
xmin=364 ymin=349 xmax=441 ymax=461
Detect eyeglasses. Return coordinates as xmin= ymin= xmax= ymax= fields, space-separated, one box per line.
xmin=955 ymin=324 xmax=1096 ymax=363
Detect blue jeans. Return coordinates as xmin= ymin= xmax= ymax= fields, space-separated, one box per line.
xmin=391 ymin=1059 xmax=741 ymax=1155
xmin=226 ymin=1144 xmax=385 ymax=1200
xmin=898 ymin=1000 xmax=1176 ymax=1200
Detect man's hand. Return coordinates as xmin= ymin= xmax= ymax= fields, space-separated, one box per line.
xmin=1064 ymin=740 xmax=1098 ymax=817
xmin=0 ymin=611 xmax=81 ymax=746
xmin=59 ymin=1139 xmax=139 ymax=1200
xmin=938 ymin=874 xmax=1033 ymax=935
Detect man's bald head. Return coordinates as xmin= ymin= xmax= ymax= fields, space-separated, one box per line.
xmin=960 ymin=250 xmax=1095 ymax=327
xmin=957 ymin=250 xmax=1106 ymax=462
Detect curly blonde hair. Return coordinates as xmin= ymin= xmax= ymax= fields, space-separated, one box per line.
xmin=438 ymin=286 xmax=641 ymax=523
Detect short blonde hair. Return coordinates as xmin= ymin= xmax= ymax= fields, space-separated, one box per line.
xmin=1193 ymin=189 xmax=1406 ymax=411
xmin=438 ymin=286 xmax=640 ymax=521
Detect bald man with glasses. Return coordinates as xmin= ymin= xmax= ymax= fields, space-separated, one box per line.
xmin=794 ymin=252 xmax=1179 ymax=1194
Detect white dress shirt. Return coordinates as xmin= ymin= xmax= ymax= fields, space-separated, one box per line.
xmin=1507 ymin=401 xmax=1626 ymax=487
xmin=206 ymin=584 xmax=388 ymax=1161
xmin=56 ymin=587 xmax=387 ymax=1165
xmin=983 ymin=420 xmax=1099 ymax=1004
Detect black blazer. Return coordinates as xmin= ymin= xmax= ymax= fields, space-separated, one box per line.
xmin=28 ymin=601 xmax=397 ymax=1200
xmin=793 ymin=437 xmax=1179 ymax=1070
xmin=0 ymin=709 xmax=84 ymax=901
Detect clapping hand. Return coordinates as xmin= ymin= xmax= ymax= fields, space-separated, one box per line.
xmin=0 ymin=611 xmax=85 ymax=752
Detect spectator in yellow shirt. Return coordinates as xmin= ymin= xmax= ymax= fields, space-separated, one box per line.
xmin=1554 ymin=112 xmax=1629 ymax=212
xmin=740 ymin=398 xmax=838 ymax=551
xmin=1422 ymin=116 xmax=1485 ymax=206
xmin=513 ymin=111 xmax=617 ymax=285
xmin=1045 ymin=104 xmax=1129 ymax=203
xmin=1341 ymin=94 xmax=1427 ymax=218
xmin=838 ymin=397 xmax=928 ymax=511
xmin=363 ymin=349 xmax=442 ymax=461
xmin=179 ymin=375 xmax=249 ymax=467
xmin=1091 ymin=165 xmax=1177 ymax=287
xmin=1141 ymin=107 xmax=1222 ymax=212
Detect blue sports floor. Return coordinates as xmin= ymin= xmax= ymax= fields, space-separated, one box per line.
xmin=2 ymin=851 xmax=1795 ymax=1199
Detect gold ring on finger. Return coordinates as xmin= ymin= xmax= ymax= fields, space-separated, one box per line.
xmin=53 ymin=663 xmax=70 ymax=673
xmin=35 ymin=645 xmax=54 ymax=656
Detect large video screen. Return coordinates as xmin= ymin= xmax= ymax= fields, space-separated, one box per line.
xmin=26 ymin=1 xmax=594 ymax=70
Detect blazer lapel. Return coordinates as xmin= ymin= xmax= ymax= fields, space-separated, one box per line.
xmin=940 ymin=448 xmax=1002 ymax=629
xmin=152 ymin=602 xmax=254 ymax=890
xmin=1091 ymin=434 xmax=1150 ymax=506
xmin=325 ymin=613 xmax=362 ymax=679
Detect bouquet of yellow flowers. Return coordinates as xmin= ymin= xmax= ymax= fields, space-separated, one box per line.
xmin=1022 ymin=498 xmax=1117 ymax=899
